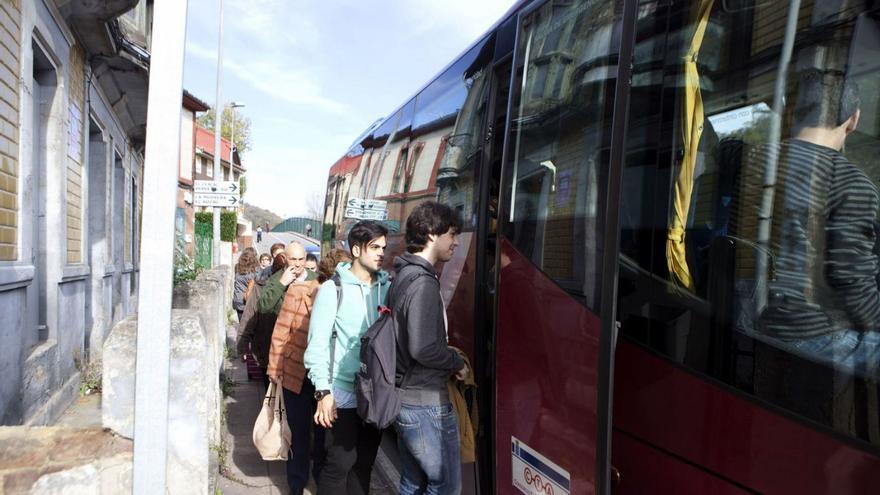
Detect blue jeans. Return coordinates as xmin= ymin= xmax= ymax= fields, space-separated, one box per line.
xmin=788 ymin=330 xmax=880 ymax=379
xmin=395 ymin=403 xmax=462 ymax=495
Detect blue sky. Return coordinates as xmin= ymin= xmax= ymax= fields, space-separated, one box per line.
xmin=183 ymin=0 xmax=515 ymax=219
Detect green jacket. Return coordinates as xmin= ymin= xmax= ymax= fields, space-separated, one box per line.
xmin=257 ymin=269 xmax=318 ymax=315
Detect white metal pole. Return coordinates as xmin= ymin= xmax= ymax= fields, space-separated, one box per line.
xmin=212 ymin=0 xmax=224 ymax=266
xmin=132 ymin=0 xmax=188 ymax=492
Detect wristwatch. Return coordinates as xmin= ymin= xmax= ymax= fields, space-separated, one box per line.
xmin=314 ymin=389 xmax=331 ymax=401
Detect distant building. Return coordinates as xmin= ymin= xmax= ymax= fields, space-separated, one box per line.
xmin=177 ymin=91 xmax=210 ymax=256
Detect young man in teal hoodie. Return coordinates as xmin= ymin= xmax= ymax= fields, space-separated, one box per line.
xmin=305 ymin=220 xmax=391 ymax=495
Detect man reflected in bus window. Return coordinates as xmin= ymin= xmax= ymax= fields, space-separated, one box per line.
xmin=758 ymin=69 xmax=880 ymax=378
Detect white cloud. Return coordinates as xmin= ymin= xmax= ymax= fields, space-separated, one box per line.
xmin=225 ymin=0 xmax=321 ymax=53
xmin=241 ymin=145 xmax=339 ymax=217
xmin=399 ymin=0 xmax=516 ymax=39
xmin=184 ymin=40 xmax=350 ymax=115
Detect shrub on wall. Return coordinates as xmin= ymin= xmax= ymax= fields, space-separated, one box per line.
xmin=195 ymin=211 xmax=237 ymax=242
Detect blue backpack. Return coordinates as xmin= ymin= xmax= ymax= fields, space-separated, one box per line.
xmin=353 ymin=268 xmax=424 ymax=429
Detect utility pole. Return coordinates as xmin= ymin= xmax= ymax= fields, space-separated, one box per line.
xmin=212 ymin=0 xmax=224 ymax=267
xmin=131 ymin=0 xmax=188 ymax=492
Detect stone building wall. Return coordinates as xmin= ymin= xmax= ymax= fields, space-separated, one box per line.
xmin=0 ymin=0 xmax=20 ymax=262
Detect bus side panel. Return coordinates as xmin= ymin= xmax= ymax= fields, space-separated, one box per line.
xmin=611 ymin=429 xmax=752 ymax=495
xmin=613 ymin=340 xmax=880 ymax=494
xmin=495 ymin=239 xmax=601 ymax=494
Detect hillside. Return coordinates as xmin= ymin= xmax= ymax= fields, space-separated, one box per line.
xmin=240 ymin=202 xmax=283 ymax=231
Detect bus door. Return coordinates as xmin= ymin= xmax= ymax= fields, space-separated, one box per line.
xmin=494 ymin=0 xmax=635 ymax=493
xmin=471 ymin=18 xmax=517 ymax=493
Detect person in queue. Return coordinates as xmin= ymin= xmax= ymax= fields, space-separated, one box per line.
xmin=257 ymin=242 xmax=318 ymax=316
xmin=305 ymin=253 xmax=319 ymax=275
xmin=257 ymin=242 xmax=286 ymax=279
xmin=236 ymin=252 xmax=288 ymax=388
xmin=232 ymin=247 xmax=259 ymax=322
xmin=267 ymin=254 xmax=321 ymax=495
xmin=259 ymin=252 xmax=272 ymax=270
xmin=758 ymin=69 xmax=880 ymax=377
xmin=316 ymin=249 xmax=352 ymax=283
xmin=304 ymin=221 xmax=391 ymax=495
xmin=393 ymin=201 xmax=469 ymax=495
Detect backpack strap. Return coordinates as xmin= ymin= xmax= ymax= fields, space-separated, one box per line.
xmin=386 ymin=267 xmax=430 ymax=388
xmin=328 ymin=274 xmax=343 ymax=384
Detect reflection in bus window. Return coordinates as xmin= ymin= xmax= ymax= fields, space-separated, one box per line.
xmin=503 ymin=0 xmax=619 ymax=311
xmin=422 ymin=37 xmax=495 ymax=232
xmin=618 ymin=0 xmax=880 ymax=449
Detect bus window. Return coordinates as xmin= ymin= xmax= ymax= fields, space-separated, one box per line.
xmin=367 ymin=100 xmax=414 ymax=201
xmin=502 ymin=0 xmax=619 ymax=312
xmin=416 ymin=36 xmax=495 ymax=232
xmin=618 ymin=0 xmax=880 ymax=449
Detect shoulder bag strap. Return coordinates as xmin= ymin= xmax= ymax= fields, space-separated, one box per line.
xmin=328 ymin=274 xmax=342 ymax=384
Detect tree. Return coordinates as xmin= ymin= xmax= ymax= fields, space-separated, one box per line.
xmin=305 ymin=190 xmax=325 ymax=221
xmin=197 ymin=104 xmax=252 ymax=156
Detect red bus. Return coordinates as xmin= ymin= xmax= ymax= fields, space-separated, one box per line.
xmin=322 ymin=1 xmax=880 ymax=493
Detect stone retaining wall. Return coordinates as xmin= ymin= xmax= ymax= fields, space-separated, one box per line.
xmin=97 ymin=266 xmax=231 ymax=494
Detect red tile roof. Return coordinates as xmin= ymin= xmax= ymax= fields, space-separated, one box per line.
xmin=195 ymin=125 xmax=241 ymax=167
xmin=329 ymin=153 xmax=362 ymax=176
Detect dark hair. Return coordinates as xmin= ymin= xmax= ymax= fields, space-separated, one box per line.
xmin=259 ymin=253 xmax=272 ymax=263
xmin=405 ymin=201 xmax=462 ymax=253
xmin=236 ymin=247 xmax=259 ymax=274
xmin=270 ymin=242 xmax=285 ymax=256
xmin=347 ymin=220 xmax=388 ymax=253
xmin=271 ymin=253 xmax=288 ymax=274
xmin=306 ymin=253 xmax=318 ymax=264
xmin=318 ymin=248 xmax=352 ymax=283
xmin=793 ymin=69 xmax=860 ymax=129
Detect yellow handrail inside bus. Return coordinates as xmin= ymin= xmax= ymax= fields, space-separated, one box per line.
xmin=667 ymin=0 xmax=714 ymax=291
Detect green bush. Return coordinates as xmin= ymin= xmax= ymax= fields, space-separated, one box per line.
xmin=195 ymin=211 xmax=237 ymax=242
xmin=173 ymin=235 xmax=202 ymax=285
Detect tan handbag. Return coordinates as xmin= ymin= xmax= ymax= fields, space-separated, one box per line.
xmin=252 ymin=382 xmax=292 ymax=461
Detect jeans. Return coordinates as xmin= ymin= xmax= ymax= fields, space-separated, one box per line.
xmin=282 ymin=380 xmax=316 ymax=494
xmin=317 ymin=408 xmax=382 ymax=495
xmin=396 ymin=403 xmax=462 ymax=495
xmin=789 ymin=329 xmax=880 ymax=379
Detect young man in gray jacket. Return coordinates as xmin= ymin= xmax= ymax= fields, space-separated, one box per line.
xmin=394 ymin=201 xmax=469 ymax=495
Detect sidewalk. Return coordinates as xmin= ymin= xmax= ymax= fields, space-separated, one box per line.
xmin=221 ymin=325 xmax=398 ymax=495
xmin=218 ymin=329 xmax=297 ymax=495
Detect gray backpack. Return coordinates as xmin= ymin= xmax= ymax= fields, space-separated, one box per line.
xmin=355 ymin=268 xmax=424 ymax=429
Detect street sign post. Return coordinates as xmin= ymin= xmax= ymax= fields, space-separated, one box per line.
xmin=194 ymin=193 xmax=240 ymax=207
xmin=194 ymin=180 xmax=240 ymax=194
xmin=194 ymin=180 xmax=240 ymax=207
xmin=344 ymin=197 xmax=388 ymax=221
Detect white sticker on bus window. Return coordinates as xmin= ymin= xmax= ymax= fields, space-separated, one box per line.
xmin=511 ymin=437 xmax=570 ymax=495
